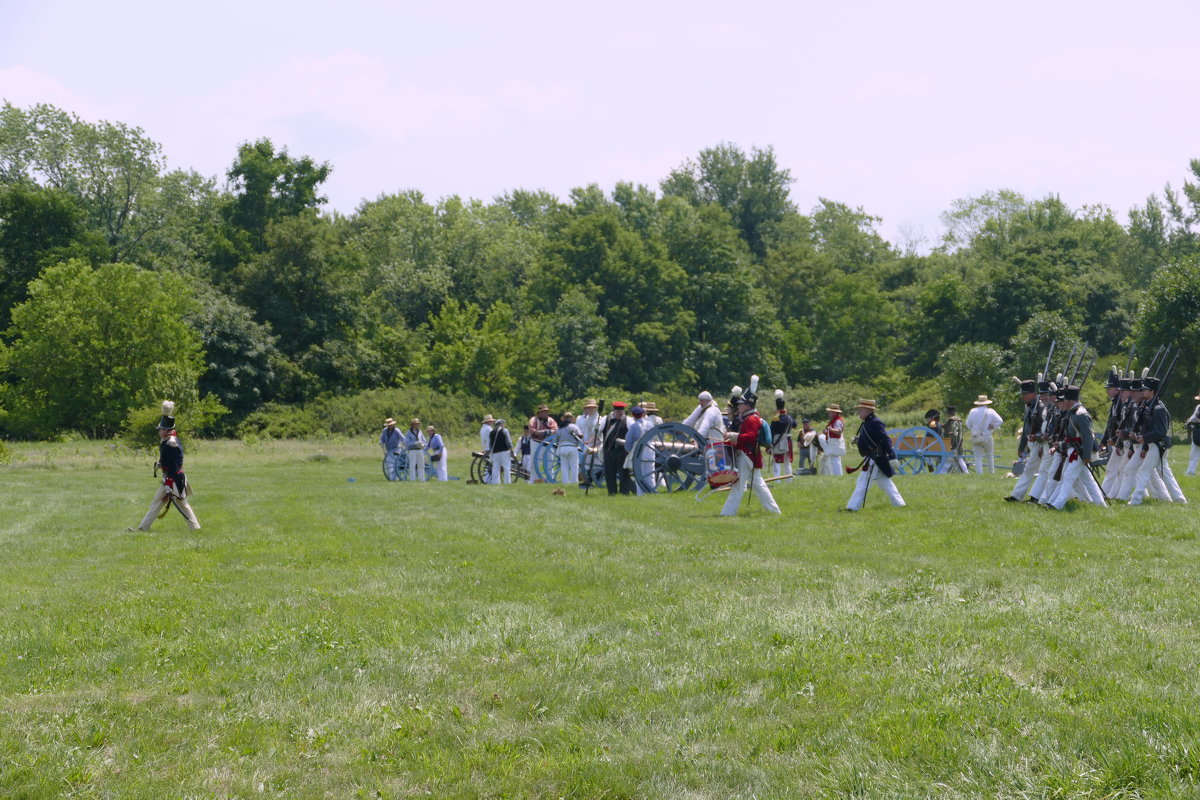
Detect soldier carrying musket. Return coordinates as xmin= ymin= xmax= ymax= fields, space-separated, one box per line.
xmin=1042 ymin=385 xmax=1107 ymax=509
xmin=130 ymin=401 xmax=201 ymax=532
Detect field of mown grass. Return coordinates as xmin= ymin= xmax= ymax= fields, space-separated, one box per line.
xmin=2 ymin=438 xmax=1199 ymax=799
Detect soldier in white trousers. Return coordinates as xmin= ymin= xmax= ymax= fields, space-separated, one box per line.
xmin=720 ymin=381 xmax=781 ymax=516
xmin=133 ymin=401 xmax=201 ymax=531
xmin=844 ymin=400 xmax=905 ymax=511
xmin=1127 ymin=374 xmax=1188 ymax=505
xmin=1007 ymin=378 xmax=1042 ymax=501
xmin=1045 ymin=385 xmax=1107 ymax=509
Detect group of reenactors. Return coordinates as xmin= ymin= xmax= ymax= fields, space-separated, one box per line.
xmin=135 ymin=356 xmax=1196 ymax=530
xmin=1004 ymin=364 xmax=1189 ymax=509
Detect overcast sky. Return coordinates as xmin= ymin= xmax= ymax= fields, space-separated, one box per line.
xmin=3 ymin=0 xmax=1198 ymax=250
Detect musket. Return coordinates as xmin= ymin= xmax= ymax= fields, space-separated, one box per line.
xmin=1146 ymin=344 xmax=1167 ymax=376
xmin=1123 ymin=343 xmax=1136 ymax=377
xmin=1042 ymin=338 xmax=1057 ymax=381
xmin=1068 ymin=345 xmax=1089 ymax=386
xmin=1059 ymin=346 xmax=1079 ymax=381
xmin=1076 ymin=352 xmax=1097 ymax=388
xmin=1139 ymin=350 xmax=1181 ymax=457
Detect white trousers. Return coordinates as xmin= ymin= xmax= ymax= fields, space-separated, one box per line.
xmin=1049 ymin=456 xmax=1107 ymax=509
xmin=489 ymin=451 xmax=512 ymax=484
xmin=523 ymin=453 xmax=534 ymax=483
xmin=1160 ymin=451 xmax=1188 ymax=503
xmin=1188 ymin=443 xmax=1200 ymax=476
xmin=846 ymin=461 xmax=906 ymax=510
xmin=407 ymin=450 xmax=426 ymax=481
xmin=1009 ymin=446 xmax=1044 ymax=500
xmin=971 ymin=434 xmax=995 ymax=474
xmin=1127 ymin=447 xmax=1174 ymax=505
xmin=1101 ymin=447 xmax=1127 ymax=496
xmin=558 ymin=446 xmax=580 ymax=485
xmin=432 ymin=454 xmax=448 ymax=482
xmin=1029 ymin=448 xmax=1063 ymax=502
xmin=820 ymin=455 xmax=843 ymax=476
xmin=138 ymin=483 xmax=201 ymax=530
xmin=720 ymin=453 xmax=781 ymax=515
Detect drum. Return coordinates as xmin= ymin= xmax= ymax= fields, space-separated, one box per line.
xmin=704 ymin=442 xmax=738 ymax=487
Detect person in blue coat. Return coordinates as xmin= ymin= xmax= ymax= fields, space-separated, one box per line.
xmin=844 ymin=399 xmax=906 ymax=511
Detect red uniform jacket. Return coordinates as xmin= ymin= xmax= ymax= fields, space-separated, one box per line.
xmin=735 ymin=411 xmax=765 ymax=469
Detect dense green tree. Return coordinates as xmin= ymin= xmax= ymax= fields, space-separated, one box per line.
xmin=549 ymin=288 xmax=609 ymax=396
xmin=661 ymin=143 xmax=795 ymax=259
xmin=3 ymin=259 xmax=202 ymax=436
xmin=224 ymin=138 xmax=331 ymax=251
xmin=809 ymin=275 xmax=899 ymax=383
xmin=937 ymin=342 xmax=1008 ymax=410
xmin=0 ymin=103 xmax=165 ymax=260
xmin=186 ymin=285 xmax=280 ymax=419
xmin=1131 ymin=254 xmax=1200 ymax=411
xmin=0 ymin=184 xmax=109 ymax=326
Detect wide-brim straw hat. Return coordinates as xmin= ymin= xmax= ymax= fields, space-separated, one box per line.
xmin=410 ymin=418 xmax=421 ymax=426
xmin=482 ymin=414 xmax=495 ymax=423
xmin=582 ymin=399 xmax=598 ymax=408
xmin=384 ymin=418 xmax=396 ymax=426
xmin=642 ymin=402 xmax=658 ymax=412
xmin=973 ymin=395 xmax=993 ymax=405
xmin=854 ymin=399 xmax=877 ymax=412
xmin=825 ymin=404 xmax=842 ymax=413
xmin=536 ymin=404 xmax=550 ymax=412
xmin=426 ymin=425 xmax=436 ymax=432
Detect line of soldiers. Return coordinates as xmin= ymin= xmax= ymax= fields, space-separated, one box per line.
xmin=1005 ymin=365 xmax=1188 ymax=509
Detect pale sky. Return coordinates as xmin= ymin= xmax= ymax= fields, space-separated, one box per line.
xmin=3 ymin=0 xmax=1198 ymax=250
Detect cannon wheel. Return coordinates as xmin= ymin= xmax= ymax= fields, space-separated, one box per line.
xmin=383 ymin=450 xmax=405 ymax=481
xmin=889 ymin=426 xmax=951 ymax=475
xmin=469 ymin=451 xmax=491 ymax=484
xmin=631 ymin=422 xmax=706 ymax=494
xmin=533 ymin=433 xmax=589 ymax=485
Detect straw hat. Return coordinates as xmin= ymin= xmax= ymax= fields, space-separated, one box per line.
xmin=825 ymin=403 xmax=842 ymax=413
xmin=410 ymin=418 xmax=421 ymax=426
xmin=582 ymin=399 xmax=598 ymax=409
xmin=426 ymin=425 xmax=436 ymax=433
xmin=482 ymin=414 xmax=495 ymax=423
xmin=854 ymin=399 xmax=877 ymax=412
xmin=384 ymin=417 xmax=396 ymax=427
xmin=973 ymin=395 xmax=993 ymax=406
xmin=642 ymin=401 xmax=658 ymax=412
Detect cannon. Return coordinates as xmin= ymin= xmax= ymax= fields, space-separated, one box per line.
xmin=887 ymin=426 xmax=953 ymax=475
xmin=382 ymin=449 xmax=438 ymax=481
xmin=468 ymin=450 xmax=530 ymax=483
xmin=628 ymin=422 xmax=708 ymax=494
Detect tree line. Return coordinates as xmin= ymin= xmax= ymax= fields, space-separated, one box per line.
xmin=0 ymin=101 xmax=1197 ymax=439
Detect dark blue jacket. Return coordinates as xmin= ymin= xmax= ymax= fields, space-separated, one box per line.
xmin=855 ymin=414 xmax=897 ymax=477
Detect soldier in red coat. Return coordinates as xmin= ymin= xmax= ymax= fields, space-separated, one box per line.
xmin=720 ymin=376 xmax=782 ymax=516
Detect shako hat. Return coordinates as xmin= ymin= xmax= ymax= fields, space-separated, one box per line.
xmin=1036 ymin=372 xmax=1054 ymax=393
xmin=924 ymin=408 xmax=941 ymax=421
xmin=157 ymin=400 xmax=176 ymax=430
xmin=774 ymin=389 xmax=786 ymax=412
xmin=1015 ymin=378 xmax=1036 ymax=394
xmin=1143 ymin=376 xmax=1161 ymax=392
xmin=1106 ymin=365 xmax=1121 ymax=389
xmin=1061 ymin=385 xmax=1081 ymax=403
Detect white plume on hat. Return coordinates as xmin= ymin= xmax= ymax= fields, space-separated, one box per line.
xmin=774 ymin=389 xmax=784 ymax=399
xmin=1142 ymin=367 xmax=1150 ymax=378
xmin=1010 ymin=376 xmax=1020 ymax=386
xmin=749 ymin=375 xmax=759 ymax=395
xmin=731 ymin=385 xmax=742 ymax=398
xmin=1037 ymin=372 xmax=1044 ymax=382
xmin=161 ymin=400 xmax=175 ymax=417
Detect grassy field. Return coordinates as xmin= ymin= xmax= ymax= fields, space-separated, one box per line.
xmin=2 ymin=438 xmax=1199 ymax=799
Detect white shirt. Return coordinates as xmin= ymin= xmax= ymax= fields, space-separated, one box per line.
xmin=479 ymin=423 xmax=494 ymax=452
xmin=682 ymin=403 xmax=726 ymax=442
xmin=577 ymin=412 xmax=600 ymax=446
xmin=965 ymin=406 xmax=1003 ymax=436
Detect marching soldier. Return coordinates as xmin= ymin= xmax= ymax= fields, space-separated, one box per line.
xmin=1126 ymin=374 xmax=1188 ymax=505
xmin=1023 ymin=379 xmax=1058 ymax=502
xmin=132 ymin=401 xmax=201 ymax=531
xmin=1006 ymin=378 xmax=1040 ymax=501
xmin=1043 ymin=385 xmax=1107 ymax=509
xmin=843 ymin=399 xmax=905 ymax=511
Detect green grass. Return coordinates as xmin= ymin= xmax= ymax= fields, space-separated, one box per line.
xmin=2 ymin=438 xmax=1199 ymax=798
